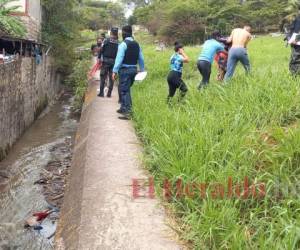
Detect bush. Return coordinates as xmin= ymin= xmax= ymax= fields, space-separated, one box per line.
xmin=66 ymin=58 xmax=90 ymax=109
xmin=159 ymin=2 xmax=207 ymax=44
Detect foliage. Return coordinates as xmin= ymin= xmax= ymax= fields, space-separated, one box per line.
xmin=66 ymin=56 xmax=90 ymax=109
xmin=284 ymin=0 xmax=300 ymax=23
xmin=81 ymin=5 xmax=107 ymax=31
xmin=81 ymin=0 xmax=125 ymax=30
xmin=41 ymin=0 xmax=81 ymax=73
xmin=132 ymin=36 xmax=300 ymax=249
xmin=121 ymin=0 xmax=151 ymax=8
xmin=133 ymin=0 xmax=290 ymax=43
xmin=0 ymin=0 xmax=26 ymax=37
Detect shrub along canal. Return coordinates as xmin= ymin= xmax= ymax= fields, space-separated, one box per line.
xmin=0 ymin=90 xmax=79 ymax=249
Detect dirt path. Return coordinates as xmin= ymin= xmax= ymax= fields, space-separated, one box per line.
xmin=56 ymin=80 xmax=181 ymax=249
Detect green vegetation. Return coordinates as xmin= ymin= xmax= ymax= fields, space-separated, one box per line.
xmin=41 ymin=0 xmax=82 ymax=73
xmin=66 ymin=54 xmax=90 ymax=109
xmin=132 ymin=36 xmax=300 ymax=249
xmin=0 ymin=0 xmax=26 ymax=37
xmin=41 ymin=0 xmax=125 ymax=106
xmin=41 ymin=0 xmax=124 ymax=73
xmin=132 ymin=0 xmax=294 ymax=43
xmin=82 ymin=0 xmax=125 ymax=31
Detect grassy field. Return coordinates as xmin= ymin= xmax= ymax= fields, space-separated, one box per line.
xmin=132 ymin=36 xmax=300 ymax=249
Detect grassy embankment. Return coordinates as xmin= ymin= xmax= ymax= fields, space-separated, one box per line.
xmin=132 ymin=35 xmax=300 ymax=249
xmin=66 ymin=30 xmax=98 ymax=109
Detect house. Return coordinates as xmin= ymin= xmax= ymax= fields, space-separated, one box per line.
xmin=0 ymin=0 xmax=43 ymax=61
xmin=5 ymin=0 xmax=42 ymax=41
xmin=0 ymin=1 xmax=61 ymax=162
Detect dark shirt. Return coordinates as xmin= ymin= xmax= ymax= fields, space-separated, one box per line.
xmin=290 ymin=16 xmax=300 ymax=36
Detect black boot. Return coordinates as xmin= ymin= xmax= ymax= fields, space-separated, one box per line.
xmin=98 ymin=81 xmax=105 ymax=97
xmin=107 ymin=90 xmax=112 ymax=98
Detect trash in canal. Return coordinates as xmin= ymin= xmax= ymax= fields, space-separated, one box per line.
xmin=24 ymin=208 xmax=58 ymax=241
xmin=25 ymin=208 xmax=58 ymax=227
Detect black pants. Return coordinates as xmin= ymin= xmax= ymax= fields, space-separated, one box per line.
xmin=290 ymin=45 xmax=300 ymax=75
xmin=100 ymin=63 xmax=114 ymax=96
xmin=167 ymin=71 xmax=188 ymax=100
xmin=197 ymin=60 xmax=211 ymax=88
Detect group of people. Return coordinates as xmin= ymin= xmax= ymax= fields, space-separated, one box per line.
xmin=95 ymin=24 xmax=253 ymax=118
xmin=167 ymin=26 xmax=252 ymax=102
xmin=96 ymin=25 xmax=145 ymax=120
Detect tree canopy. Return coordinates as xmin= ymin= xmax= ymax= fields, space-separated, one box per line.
xmin=132 ymin=0 xmax=296 ymax=43
xmin=41 ymin=0 xmax=125 ymax=72
xmin=82 ymin=0 xmax=125 ymax=30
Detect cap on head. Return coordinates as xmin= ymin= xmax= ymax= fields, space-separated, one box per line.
xmin=122 ymin=25 xmax=133 ymax=39
xmin=111 ymin=27 xmax=118 ymax=35
xmin=174 ymin=41 xmax=183 ymax=52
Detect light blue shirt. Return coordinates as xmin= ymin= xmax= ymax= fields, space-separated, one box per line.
xmin=198 ymin=39 xmax=224 ymax=63
xmin=113 ymin=37 xmax=145 ymax=73
xmin=170 ymin=53 xmax=183 ymax=73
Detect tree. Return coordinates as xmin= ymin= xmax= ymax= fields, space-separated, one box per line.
xmin=41 ymin=0 xmax=82 ymax=73
xmin=133 ymin=0 xmax=292 ymax=43
xmin=81 ymin=1 xmax=125 ymax=30
xmin=284 ymin=0 xmax=300 ymax=22
xmin=122 ymin=0 xmax=151 ymax=8
xmin=105 ymin=2 xmax=126 ymax=28
xmin=0 ymin=0 xmax=26 ymax=37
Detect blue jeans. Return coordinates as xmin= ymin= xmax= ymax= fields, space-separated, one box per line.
xmin=119 ymin=67 xmax=137 ymax=112
xmin=225 ymin=47 xmax=250 ymax=80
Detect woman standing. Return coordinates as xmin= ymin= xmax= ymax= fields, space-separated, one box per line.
xmin=167 ymin=42 xmax=189 ymax=103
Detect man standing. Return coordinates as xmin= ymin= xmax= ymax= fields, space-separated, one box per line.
xmin=98 ymin=27 xmax=119 ymax=97
xmin=224 ymin=26 xmax=252 ymax=81
xmin=112 ymin=25 xmax=145 ymax=119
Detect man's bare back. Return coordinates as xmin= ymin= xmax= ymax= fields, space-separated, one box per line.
xmin=228 ymin=26 xmax=252 ymax=48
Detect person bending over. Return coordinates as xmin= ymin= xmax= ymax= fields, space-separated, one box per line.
xmin=197 ymin=31 xmax=224 ymax=89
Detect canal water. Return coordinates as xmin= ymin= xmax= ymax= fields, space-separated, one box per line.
xmin=0 ymin=91 xmax=79 ymax=249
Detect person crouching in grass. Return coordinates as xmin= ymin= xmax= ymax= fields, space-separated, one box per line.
xmin=167 ymin=42 xmax=189 ymax=104
xmin=197 ymin=31 xmax=224 ymax=90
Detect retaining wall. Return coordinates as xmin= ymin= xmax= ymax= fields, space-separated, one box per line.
xmin=0 ymin=56 xmax=61 ymax=160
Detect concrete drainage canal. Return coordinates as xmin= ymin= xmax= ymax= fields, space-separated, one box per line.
xmin=0 ymin=90 xmax=79 ymax=250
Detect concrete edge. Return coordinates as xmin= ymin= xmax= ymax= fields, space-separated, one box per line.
xmin=55 ymin=81 xmax=97 ymax=250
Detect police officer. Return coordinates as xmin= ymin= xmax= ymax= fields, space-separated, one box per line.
xmin=98 ymin=27 xmax=119 ymax=97
xmin=112 ymin=25 xmax=145 ymax=119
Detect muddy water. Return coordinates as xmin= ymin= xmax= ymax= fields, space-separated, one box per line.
xmin=0 ymin=91 xmax=79 ymax=250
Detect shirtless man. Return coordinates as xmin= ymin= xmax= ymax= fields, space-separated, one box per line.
xmin=224 ymin=26 xmax=252 ymax=81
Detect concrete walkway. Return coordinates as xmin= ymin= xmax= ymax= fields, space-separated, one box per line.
xmin=56 ymin=80 xmax=181 ymax=250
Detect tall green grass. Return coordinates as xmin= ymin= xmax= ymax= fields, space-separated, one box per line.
xmin=132 ymin=36 xmax=300 ymax=249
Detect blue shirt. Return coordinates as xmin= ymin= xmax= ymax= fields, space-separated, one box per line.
xmin=113 ymin=37 xmax=145 ymax=73
xmin=170 ymin=53 xmax=183 ymax=73
xmin=198 ymin=39 xmax=224 ymax=63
